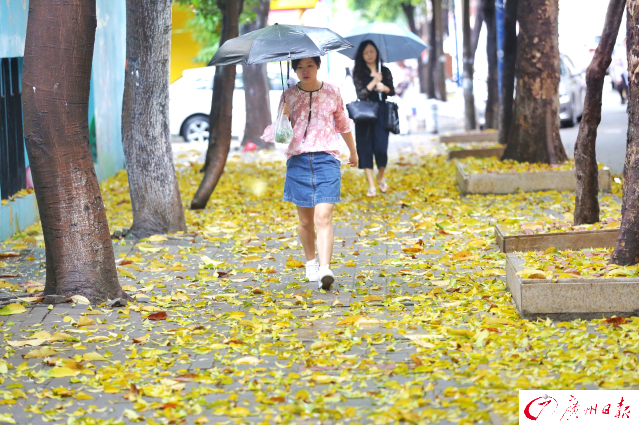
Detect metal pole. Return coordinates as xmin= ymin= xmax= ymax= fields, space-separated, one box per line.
xmin=495 ymin=0 xmax=505 ymax=99
xmin=451 ymin=0 xmax=461 ymax=86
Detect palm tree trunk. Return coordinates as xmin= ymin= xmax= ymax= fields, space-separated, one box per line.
xmin=22 ymin=0 xmax=125 ymax=303
xmin=122 ymin=0 xmax=187 ymax=239
xmin=574 ymin=0 xmax=626 ymax=225
xmin=501 ymin=0 xmax=567 ymax=164
xmin=191 ymin=0 xmax=243 ymax=210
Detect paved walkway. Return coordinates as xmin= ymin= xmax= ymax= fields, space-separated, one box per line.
xmin=0 ymin=139 xmax=633 ymax=425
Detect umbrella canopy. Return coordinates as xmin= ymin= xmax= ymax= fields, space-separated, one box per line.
xmin=338 ymin=22 xmax=429 ymax=63
xmin=208 ymin=24 xmax=353 ymax=66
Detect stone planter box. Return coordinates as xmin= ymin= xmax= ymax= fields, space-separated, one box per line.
xmin=456 ymin=162 xmax=612 ymax=195
xmin=439 ymin=130 xmax=499 ymax=144
xmin=447 ymin=146 xmax=505 ymax=160
xmin=495 ymin=224 xmax=620 ymax=253
xmin=505 ymin=254 xmax=639 ymax=319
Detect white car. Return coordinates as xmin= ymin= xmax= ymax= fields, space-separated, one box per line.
xmin=169 ymin=66 xmax=284 ymax=143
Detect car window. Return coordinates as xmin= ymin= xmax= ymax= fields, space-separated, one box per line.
xmin=560 ymin=60 xmax=567 ymax=77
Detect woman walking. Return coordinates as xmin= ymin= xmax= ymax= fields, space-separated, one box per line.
xmin=262 ymin=57 xmax=358 ymax=290
xmin=352 ymin=40 xmax=395 ymax=197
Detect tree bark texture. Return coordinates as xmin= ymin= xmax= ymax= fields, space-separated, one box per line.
xmin=501 ymin=0 xmax=567 ymax=164
xmin=611 ymin=0 xmax=639 ymax=265
xmin=463 ymin=0 xmax=477 ymax=130
xmin=482 ymin=0 xmax=500 ymax=129
xmin=241 ymin=0 xmax=272 ymax=150
xmin=22 ymin=0 xmax=125 ymax=303
xmin=428 ymin=3 xmax=438 ymax=99
xmin=434 ymin=0 xmax=448 ymax=101
xmin=122 ymin=0 xmax=187 ymax=239
xmin=191 ymin=0 xmax=243 ymax=210
xmin=574 ymin=0 xmax=626 ymax=226
xmin=498 ymin=0 xmax=518 ymax=145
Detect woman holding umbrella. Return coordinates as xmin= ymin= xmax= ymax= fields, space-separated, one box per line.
xmin=262 ymin=57 xmax=358 ymax=291
xmin=352 ymin=41 xmax=395 ymax=197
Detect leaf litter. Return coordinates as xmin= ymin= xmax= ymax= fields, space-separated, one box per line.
xmin=0 ymin=153 xmax=634 ymax=425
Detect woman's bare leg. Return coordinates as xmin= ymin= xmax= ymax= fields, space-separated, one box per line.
xmin=297 ymin=206 xmax=316 ymax=261
xmin=314 ymin=203 xmax=334 ymax=267
xmin=364 ymin=168 xmax=376 ymax=192
xmin=377 ymin=166 xmax=386 ymax=183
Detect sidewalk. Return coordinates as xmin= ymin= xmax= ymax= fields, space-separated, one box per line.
xmin=0 ymin=144 xmax=633 ymax=425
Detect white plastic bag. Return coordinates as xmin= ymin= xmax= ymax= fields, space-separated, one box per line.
xmin=274 ymin=101 xmax=293 ymax=144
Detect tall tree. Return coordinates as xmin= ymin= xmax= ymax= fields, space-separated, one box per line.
xmin=498 ymin=0 xmax=518 ymax=145
xmin=611 ymin=1 xmax=639 ymax=265
xmin=433 ymin=0 xmax=448 ymax=101
xmin=428 ymin=3 xmax=438 ymax=99
xmin=462 ymin=0 xmax=477 ymax=129
xmin=470 ymin=2 xmax=484 ymax=59
xmin=401 ymin=3 xmax=432 ymax=95
xmin=574 ymin=0 xmax=626 ymax=226
xmin=191 ymin=0 xmax=243 ymax=209
xmin=501 ymin=0 xmax=567 ymax=164
xmin=122 ymin=0 xmax=187 ymax=239
xmin=240 ymin=0 xmax=273 ymax=151
xmin=482 ymin=0 xmax=499 ymax=129
xmin=22 ymin=0 xmax=126 ymax=303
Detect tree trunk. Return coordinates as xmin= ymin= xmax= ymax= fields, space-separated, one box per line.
xmin=403 ymin=3 xmax=431 ymax=95
xmin=240 ymin=0 xmax=273 ymax=150
xmin=122 ymin=0 xmax=187 ymax=239
xmin=471 ymin=4 xmax=484 ymax=59
xmin=483 ymin=0 xmax=500 ymax=129
xmin=191 ymin=0 xmax=243 ymax=210
xmin=22 ymin=0 xmax=125 ymax=303
xmin=428 ymin=1 xmax=438 ymax=99
xmin=434 ymin=0 xmax=448 ymax=101
xmin=463 ymin=0 xmax=477 ymax=130
xmin=498 ymin=0 xmax=518 ymax=145
xmin=574 ymin=0 xmax=626 ymax=226
xmin=611 ymin=0 xmax=639 ymax=265
xmin=501 ymin=0 xmax=567 ymax=164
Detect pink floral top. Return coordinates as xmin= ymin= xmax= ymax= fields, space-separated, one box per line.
xmin=261 ymin=82 xmax=353 ymax=160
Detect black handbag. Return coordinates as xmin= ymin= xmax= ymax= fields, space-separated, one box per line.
xmin=346 ymin=100 xmax=379 ymax=123
xmin=385 ymin=101 xmax=400 ymax=134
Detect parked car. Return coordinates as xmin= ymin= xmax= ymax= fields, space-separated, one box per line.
xmin=474 ymin=53 xmax=584 ymax=128
xmin=559 ymin=53 xmax=585 ymax=127
xmin=169 ymin=66 xmax=284 ymax=143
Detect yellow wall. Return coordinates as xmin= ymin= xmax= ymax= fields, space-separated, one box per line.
xmin=171 ymin=4 xmax=205 ymax=83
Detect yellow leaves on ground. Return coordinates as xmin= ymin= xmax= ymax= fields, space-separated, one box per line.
xmin=451 ymin=250 xmax=476 ymax=262
xmin=82 ymin=352 xmax=108 ymax=362
xmin=76 ymin=316 xmax=95 ymax=327
xmin=23 ymin=348 xmax=58 ymax=359
xmin=285 ymin=254 xmax=304 ymax=268
xmin=70 ymin=295 xmax=90 ymax=304
xmin=517 ymin=269 xmax=549 ymax=279
xmin=362 ymin=295 xmax=384 ymax=302
xmin=234 ymin=356 xmax=261 ymax=365
xmin=0 ymin=304 xmax=26 ymax=315
xmin=336 ymin=315 xmax=383 ymax=326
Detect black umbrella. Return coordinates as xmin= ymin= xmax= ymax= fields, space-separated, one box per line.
xmin=207 ymin=24 xmax=353 ymax=66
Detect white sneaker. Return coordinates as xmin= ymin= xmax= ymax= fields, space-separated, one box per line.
xmin=318 ymin=266 xmax=334 ymax=290
xmin=305 ymin=259 xmax=319 ymax=282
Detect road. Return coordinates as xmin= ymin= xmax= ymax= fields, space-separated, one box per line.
xmin=560 ymin=77 xmax=628 ymax=175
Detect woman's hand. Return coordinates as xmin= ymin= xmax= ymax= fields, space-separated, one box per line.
xmin=283 ymin=103 xmax=291 ymax=117
xmin=371 ymin=71 xmax=383 ymax=84
xmin=347 ymin=151 xmax=359 ymax=168
xmin=376 ymin=82 xmax=389 ymax=93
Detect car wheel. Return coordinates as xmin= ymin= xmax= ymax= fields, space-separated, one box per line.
xmin=181 ymin=115 xmax=210 ymax=143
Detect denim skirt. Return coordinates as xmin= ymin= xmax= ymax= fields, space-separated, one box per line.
xmin=283 ymin=152 xmax=341 ymax=207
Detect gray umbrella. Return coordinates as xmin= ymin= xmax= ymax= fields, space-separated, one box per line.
xmin=338 ymin=22 xmax=429 ymax=63
xmin=208 ymin=24 xmax=353 ymax=66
